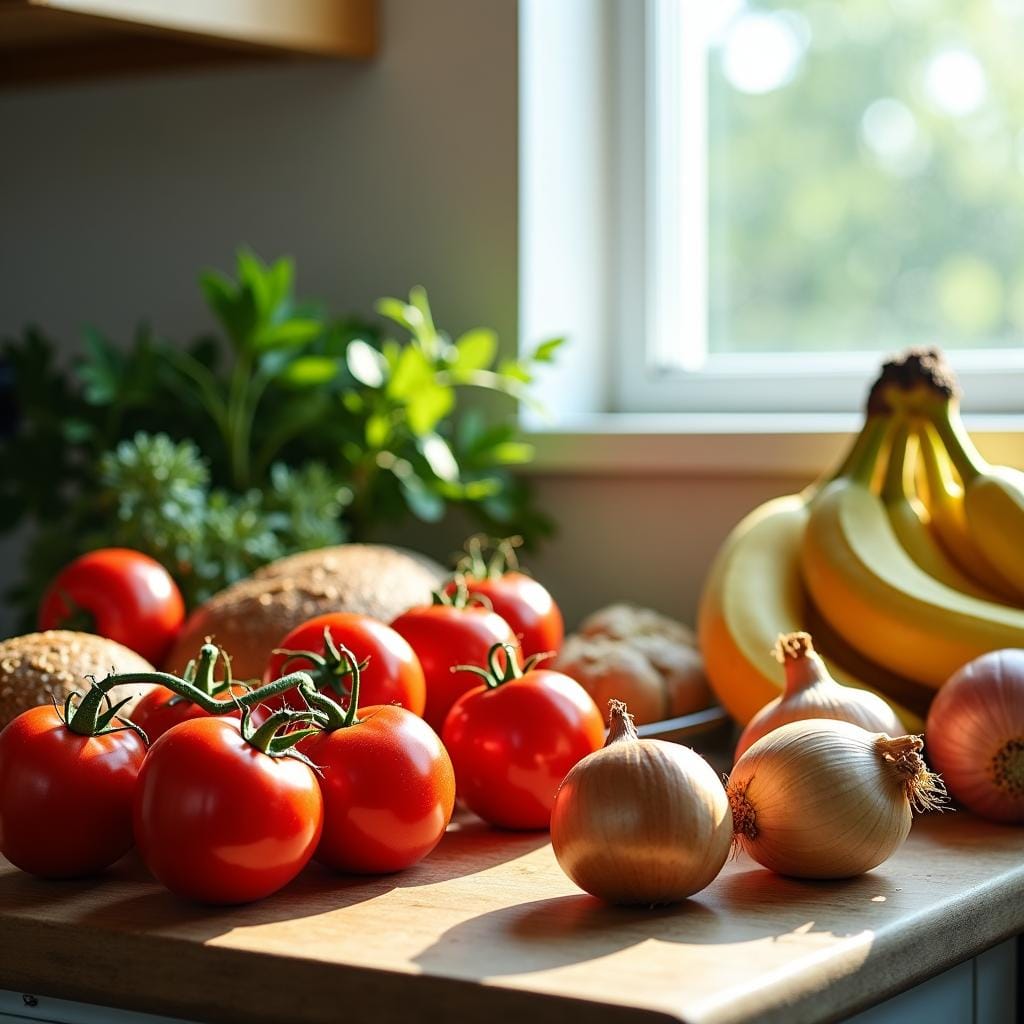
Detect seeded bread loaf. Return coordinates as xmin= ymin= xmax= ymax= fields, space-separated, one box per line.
xmin=0 ymin=631 xmax=155 ymax=728
xmin=164 ymin=544 xmax=446 ymax=680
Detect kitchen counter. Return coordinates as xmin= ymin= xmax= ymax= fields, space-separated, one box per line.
xmin=0 ymin=811 xmax=1022 ymax=1024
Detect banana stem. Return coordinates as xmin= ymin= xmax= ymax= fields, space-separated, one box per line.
xmin=881 ymin=420 xmax=912 ymax=503
xmin=838 ymin=416 xmax=890 ymax=486
xmin=916 ymin=421 xmax=960 ymax=498
xmin=928 ymin=402 xmax=987 ymax=484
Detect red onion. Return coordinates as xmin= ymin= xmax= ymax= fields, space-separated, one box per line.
xmin=926 ymin=649 xmax=1024 ymax=824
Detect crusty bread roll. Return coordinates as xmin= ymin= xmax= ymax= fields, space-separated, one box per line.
xmin=251 ymin=544 xmax=445 ymax=587
xmin=164 ymin=544 xmax=446 ymax=680
xmin=0 ymin=631 xmax=155 ymax=728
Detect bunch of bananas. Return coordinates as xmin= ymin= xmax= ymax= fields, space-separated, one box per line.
xmin=698 ymin=348 xmax=1024 ymax=730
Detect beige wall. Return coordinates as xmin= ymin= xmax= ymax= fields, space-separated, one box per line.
xmin=0 ymin=0 xmax=521 ymax=633
xmin=0 ymin=0 xmax=519 ymax=346
xmin=382 ymin=471 xmax=810 ymax=630
xmin=526 ymin=472 xmax=809 ymax=628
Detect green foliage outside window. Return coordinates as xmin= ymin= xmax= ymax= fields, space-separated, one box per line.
xmin=709 ymin=0 xmax=1024 ymax=354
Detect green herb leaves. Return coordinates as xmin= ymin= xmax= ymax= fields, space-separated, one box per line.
xmin=0 ymin=249 xmax=562 ymax=623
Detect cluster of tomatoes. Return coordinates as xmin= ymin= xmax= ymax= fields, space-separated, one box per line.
xmin=0 ymin=542 xmax=610 ymax=905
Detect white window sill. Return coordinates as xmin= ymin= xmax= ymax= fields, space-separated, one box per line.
xmin=526 ymin=413 xmax=1024 ymax=476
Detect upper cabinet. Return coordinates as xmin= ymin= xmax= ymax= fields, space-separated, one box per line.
xmin=0 ymin=0 xmax=377 ymax=87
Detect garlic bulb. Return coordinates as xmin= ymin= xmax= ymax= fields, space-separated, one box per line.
xmin=727 ymin=719 xmax=945 ymax=879
xmin=734 ymin=632 xmax=905 ymax=760
xmin=551 ymin=701 xmax=732 ymax=905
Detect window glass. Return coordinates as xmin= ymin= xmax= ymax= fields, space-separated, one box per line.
xmin=707 ymin=0 xmax=1024 ymax=356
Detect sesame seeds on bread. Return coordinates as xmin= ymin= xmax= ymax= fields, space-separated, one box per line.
xmin=0 ymin=631 xmax=155 ymax=728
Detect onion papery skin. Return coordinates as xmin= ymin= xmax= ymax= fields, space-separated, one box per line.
xmin=551 ymin=730 xmax=731 ymax=906
xmin=926 ymin=649 xmax=1024 ymax=824
xmin=735 ymin=633 xmax=905 ymax=761
xmin=728 ymin=720 xmax=920 ymax=879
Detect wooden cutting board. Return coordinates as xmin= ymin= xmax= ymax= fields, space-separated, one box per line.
xmin=0 ymin=812 xmax=1022 ymax=1024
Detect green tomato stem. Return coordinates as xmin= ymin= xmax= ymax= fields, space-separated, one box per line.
xmin=64 ymin=685 xmax=148 ymax=744
xmin=433 ymin=578 xmax=480 ymax=609
xmin=451 ymin=641 xmax=524 ymax=691
xmin=326 ymin=633 xmax=363 ymax=729
xmin=71 ymin=642 xmax=320 ymax=730
xmin=301 ymin=686 xmax=348 ymax=730
xmin=191 ymin=643 xmax=223 ymax=696
xmin=455 ymin=534 xmax=523 ymax=580
xmin=273 ymin=636 xmax=368 ymax=711
xmin=245 ymin=707 xmax=316 ymax=755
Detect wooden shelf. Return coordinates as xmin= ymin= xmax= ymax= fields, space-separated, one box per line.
xmin=0 ymin=0 xmax=376 ymax=87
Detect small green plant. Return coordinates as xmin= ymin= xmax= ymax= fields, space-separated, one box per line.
xmin=1 ymin=250 xmax=561 ymax=627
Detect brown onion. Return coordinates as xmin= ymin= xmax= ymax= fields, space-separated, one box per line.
xmin=926 ymin=649 xmax=1024 ymax=823
xmin=550 ymin=701 xmax=731 ymax=905
xmin=728 ymin=719 xmax=945 ymax=878
xmin=735 ymin=632 xmax=905 ymax=760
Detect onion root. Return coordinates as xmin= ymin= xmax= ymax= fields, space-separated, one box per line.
xmin=876 ymin=735 xmax=947 ymax=813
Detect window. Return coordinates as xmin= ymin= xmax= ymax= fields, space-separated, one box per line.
xmin=521 ymin=0 xmax=1024 ymax=421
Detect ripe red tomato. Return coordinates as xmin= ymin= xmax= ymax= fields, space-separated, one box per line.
xmin=39 ymin=548 xmax=185 ymax=665
xmin=390 ymin=605 xmax=520 ymax=731
xmin=0 ymin=705 xmax=146 ymax=878
xmin=130 ymin=682 xmax=253 ymax=743
xmin=263 ymin=613 xmax=426 ymax=717
xmin=443 ymin=664 xmax=604 ymax=830
xmin=449 ymin=572 xmax=564 ymax=659
xmin=133 ymin=717 xmax=323 ymax=904
xmin=302 ymin=705 xmax=455 ymax=873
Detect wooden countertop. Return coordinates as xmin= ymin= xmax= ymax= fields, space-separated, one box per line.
xmin=0 ymin=812 xmax=1022 ymax=1024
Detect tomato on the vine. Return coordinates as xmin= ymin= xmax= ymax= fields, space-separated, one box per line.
xmin=263 ymin=612 xmax=426 ymax=717
xmin=300 ymin=677 xmax=455 ymax=873
xmin=0 ymin=700 xmax=146 ymax=878
xmin=130 ymin=683 xmax=252 ymax=742
xmin=391 ymin=596 xmax=520 ymax=732
xmin=131 ymin=643 xmax=257 ymax=742
xmin=448 ymin=537 xmax=564 ymax=658
xmin=442 ymin=644 xmax=604 ymax=830
xmin=133 ymin=713 xmax=323 ymax=904
xmin=38 ymin=548 xmax=185 ymax=665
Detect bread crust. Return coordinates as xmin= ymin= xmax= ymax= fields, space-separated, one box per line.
xmin=165 ymin=545 xmax=445 ymax=679
xmin=0 ymin=631 xmax=155 ymax=727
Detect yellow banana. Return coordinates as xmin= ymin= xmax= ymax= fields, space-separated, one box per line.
xmin=698 ymin=493 xmax=809 ymax=725
xmin=926 ymin=400 xmax=1024 ymax=603
xmin=916 ymin=421 xmax=1021 ymax=601
xmin=801 ymin=418 xmax=1024 ymax=689
xmin=881 ymin=421 xmax=1002 ymax=602
xmin=801 ymin=598 xmax=930 ymax=725
xmin=965 ymin=471 xmax=1024 ymax=598
xmin=698 ymin=483 xmax=921 ymax=729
